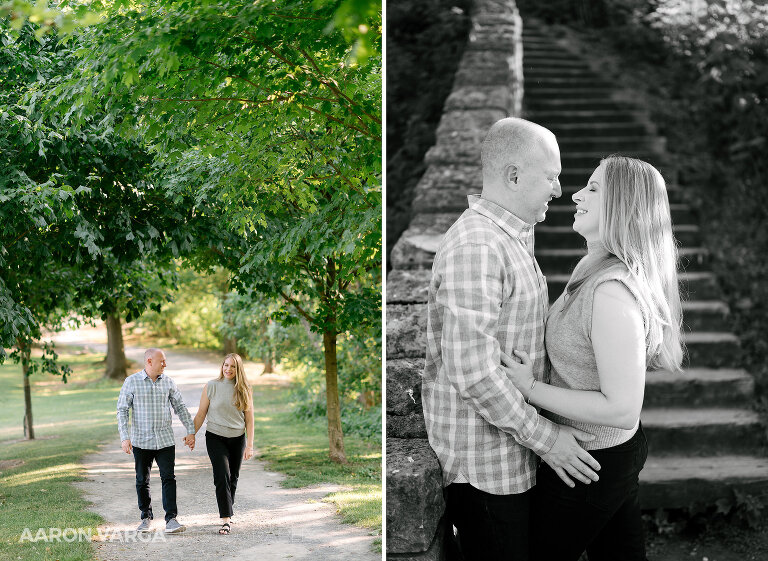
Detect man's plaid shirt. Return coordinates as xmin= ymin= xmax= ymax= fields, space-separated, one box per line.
xmin=422 ymin=195 xmax=560 ymax=495
xmin=117 ymin=370 xmax=195 ymax=450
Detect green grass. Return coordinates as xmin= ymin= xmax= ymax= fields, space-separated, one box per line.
xmin=0 ymin=348 xmax=123 ymax=561
xmin=252 ymin=383 xmax=382 ymax=549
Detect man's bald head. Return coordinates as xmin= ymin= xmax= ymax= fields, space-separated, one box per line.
xmin=481 ymin=117 xmax=556 ymax=183
xmin=479 ymin=117 xmax=562 ymax=222
xmin=144 ymin=348 xmax=166 ymax=377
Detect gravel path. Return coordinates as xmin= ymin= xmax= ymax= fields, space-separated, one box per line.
xmin=53 ymin=330 xmax=379 ymax=560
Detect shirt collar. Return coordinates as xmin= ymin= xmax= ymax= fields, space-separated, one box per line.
xmin=141 ymin=369 xmax=163 ymax=381
xmin=467 ymin=195 xmax=535 ymax=244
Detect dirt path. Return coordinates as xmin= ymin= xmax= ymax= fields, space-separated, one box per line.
xmin=53 ymin=329 xmax=379 ymax=560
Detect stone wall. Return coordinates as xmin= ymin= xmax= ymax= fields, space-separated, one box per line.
xmin=385 ymin=1 xmax=524 ymax=559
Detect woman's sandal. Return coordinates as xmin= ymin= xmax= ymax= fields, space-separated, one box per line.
xmin=218 ymin=522 xmax=231 ymax=535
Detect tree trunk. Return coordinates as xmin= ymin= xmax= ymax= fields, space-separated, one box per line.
xmin=223 ymin=336 xmax=238 ymax=355
xmin=323 ymin=329 xmax=346 ymax=464
xmin=262 ymin=350 xmax=274 ymax=374
xmin=105 ymin=313 xmax=128 ymax=380
xmin=19 ymin=340 xmax=34 ymax=440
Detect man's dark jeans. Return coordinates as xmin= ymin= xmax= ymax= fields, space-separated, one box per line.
xmin=531 ymin=425 xmax=649 ymax=561
xmin=133 ymin=445 xmax=177 ymax=522
xmin=444 ymin=482 xmax=531 ymax=561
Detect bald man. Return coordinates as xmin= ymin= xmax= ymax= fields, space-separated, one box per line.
xmin=117 ymin=348 xmax=195 ymax=534
xmin=422 ymin=118 xmax=601 ymax=560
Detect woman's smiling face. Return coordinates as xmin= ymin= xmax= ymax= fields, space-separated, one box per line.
xmin=572 ymin=162 xmax=604 ymax=243
xmin=222 ymin=357 xmax=237 ymax=379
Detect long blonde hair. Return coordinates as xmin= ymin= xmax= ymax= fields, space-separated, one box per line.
xmin=565 ymin=155 xmax=684 ymax=372
xmin=219 ymin=353 xmax=252 ymax=411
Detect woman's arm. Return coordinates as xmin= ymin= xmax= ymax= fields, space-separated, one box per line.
xmin=193 ymin=389 xmax=210 ymax=434
xmin=503 ymin=281 xmax=646 ymax=429
xmin=243 ymin=400 xmax=254 ymax=460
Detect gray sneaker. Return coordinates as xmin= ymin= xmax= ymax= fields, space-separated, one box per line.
xmin=165 ymin=519 xmax=186 ymax=533
xmin=136 ymin=518 xmax=151 ymax=533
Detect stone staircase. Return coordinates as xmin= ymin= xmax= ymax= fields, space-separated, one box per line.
xmin=386 ymin=5 xmax=768 ymax=561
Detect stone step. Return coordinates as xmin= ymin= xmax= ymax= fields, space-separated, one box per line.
xmin=522 ymin=56 xmax=591 ymax=68
xmin=641 ymin=408 xmax=764 ymax=456
xmin=645 ymin=368 xmax=755 ymax=408
xmin=547 ymin=121 xmax=652 ymax=136
xmin=386 ymin=438 xmax=446 ymax=555
xmin=535 ymin=224 xmax=699 ymax=248
xmin=684 ymin=331 xmax=741 ymax=368
xmin=525 ymin=109 xmax=643 ymax=123
xmin=524 ymin=75 xmax=614 ymax=88
xmin=524 ymin=66 xmax=603 ymax=77
xmin=555 ymin=135 xmax=662 ymax=152
xmin=640 ymin=455 xmax=768 ymax=509
xmin=524 ymin=85 xmax=615 ymax=97
xmin=526 ymin=97 xmax=635 ymax=111
xmin=536 ymin=247 xmax=710 ymax=274
xmin=522 ymin=48 xmax=587 ymax=60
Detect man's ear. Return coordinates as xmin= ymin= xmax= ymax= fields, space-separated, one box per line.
xmin=504 ymin=163 xmax=520 ymax=188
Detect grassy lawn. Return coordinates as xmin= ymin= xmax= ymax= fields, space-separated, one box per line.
xmin=0 ymin=347 xmax=123 ymax=561
xmin=251 ymin=382 xmax=382 ymax=549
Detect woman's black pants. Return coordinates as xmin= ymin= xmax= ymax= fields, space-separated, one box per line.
xmin=530 ymin=425 xmax=649 ymax=561
xmin=205 ymin=430 xmax=246 ymax=518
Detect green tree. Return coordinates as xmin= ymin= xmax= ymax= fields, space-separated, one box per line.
xmin=42 ymin=0 xmax=381 ymax=462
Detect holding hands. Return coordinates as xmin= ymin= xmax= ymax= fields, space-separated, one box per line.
xmin=184 ymin=434 xmax=196 ymax=450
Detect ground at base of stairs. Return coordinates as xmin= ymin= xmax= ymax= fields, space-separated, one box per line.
xmin=646 ymin=520 xmax=768 ymax=561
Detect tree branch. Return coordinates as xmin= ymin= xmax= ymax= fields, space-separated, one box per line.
xmin=278 ymin=289 xmax=314 ymax=324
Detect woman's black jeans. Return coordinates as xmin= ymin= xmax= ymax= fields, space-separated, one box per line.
xmin=205 ymin=430 xmax=246 ymax=518
xmin=531 ymin=424 xmax=649 ymax=561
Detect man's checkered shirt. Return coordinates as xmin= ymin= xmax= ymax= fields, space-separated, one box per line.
xmin=422 ymin=195 xmax=560 ymax=495
xmin=117 ymin=370 xmax=195 ymax=449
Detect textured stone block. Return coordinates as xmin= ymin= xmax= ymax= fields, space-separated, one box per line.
xmin=386 ymin=270 xmax=431 ymax=305
xmin=387 ymin=521 xmax=445 ymax=561
xmin=386 ymin=358 xmax=426 ymax=415
xmin=387 ymin=412 xmax=428 ymax=439
xmin=386 ymin=304 xmax=427 ymax=359
xmin=386 ymin=438 xmax=446 ymax=554
xmin=389 ymin=214 xmax=458 ymax=270
xmin=445 ymin=86 xmax=512 ymax=112
xmin=436 ymin=108 xmax=506 ymax=139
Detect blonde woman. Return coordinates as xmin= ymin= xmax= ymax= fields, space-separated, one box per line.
xmin=193 ymin=353 xmax=254 ymax=535
xmin=501 ymin=156 xmax=684 ymax=560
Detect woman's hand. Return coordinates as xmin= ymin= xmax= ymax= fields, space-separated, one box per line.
xmin=243 ymin=445 xmax=254 ymax=461
xmin=499 ymin=349 xmax=535 ymax=398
